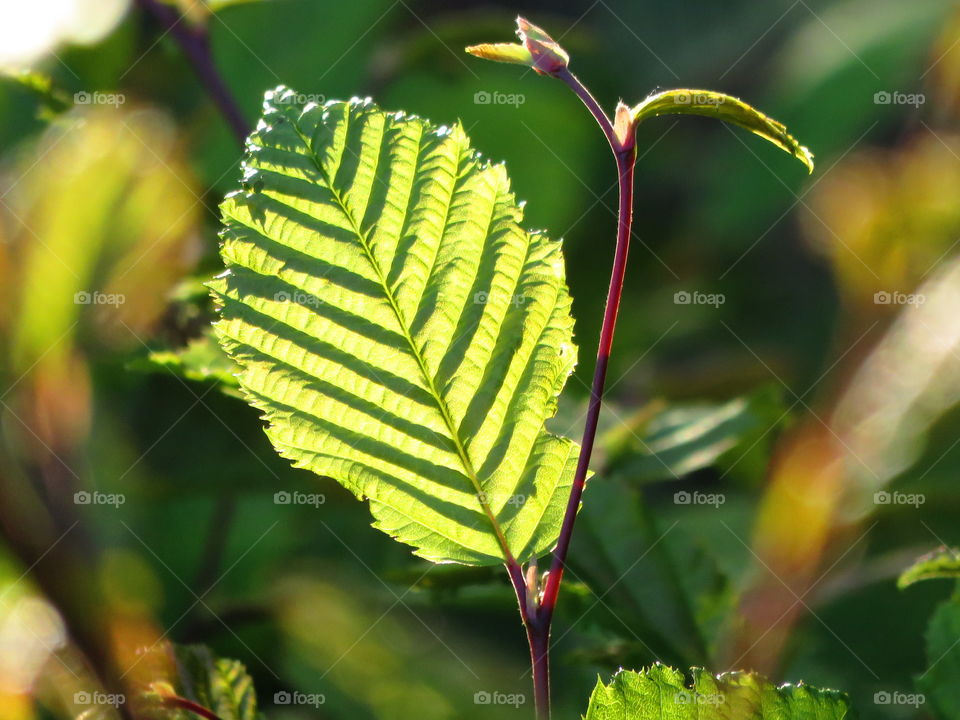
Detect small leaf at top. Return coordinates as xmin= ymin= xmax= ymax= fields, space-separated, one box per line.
xmin=467 ymin=16 xmax=569 ymax=76
xmin=631 ymin=89 xmax=814 ymax=173
xmin=898 ymin=546 xmax=960 ymax=589
xmin=584 ymin=664 xmax=853 ymax=720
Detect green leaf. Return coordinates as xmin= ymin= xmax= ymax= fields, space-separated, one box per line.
xmin=604 ymin=388 xmax=786 ymax=483
xmin=466 ymin=16 xmax=569 ymax=75
xmin=919 ymin=594 xmax=960 ymax=720
xmin=211 ymin=86 xmax=580 ymax=566
xmin=132 ymin=329 xmax=241 ymax=391
xmin=631 ymin=90 xmax=815 ymax=173
xmin=584 ymin=664 xmax=854 ymax=720
xmin=899 ymin=546 xmax=960 ymax=589
xmin=138 ymin=644 xmax=262 ymax=720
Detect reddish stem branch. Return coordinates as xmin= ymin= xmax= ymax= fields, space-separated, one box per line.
xmin=160 ymin=695 xmax=225 ymax=720
xmin=134 ymin=0 xmax=249 ymax=145
xmin=509 ymin=68 xmax=638 ymax=720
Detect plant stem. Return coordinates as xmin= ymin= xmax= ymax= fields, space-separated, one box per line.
xmin=134 ymin=0 xmax=249 ymax=145
xmin=509 ymin=68 xmax=638 ymax=720
xmin=160 ymin=695 xmax=226 ymax=720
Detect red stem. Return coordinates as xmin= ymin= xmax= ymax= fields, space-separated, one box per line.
xmin=160 ymin=695 xmax=225 ymax=720
xmin=510 ymin=68 xmax=637 ymax=720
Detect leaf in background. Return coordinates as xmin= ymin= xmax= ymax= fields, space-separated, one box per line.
xmin=211 ymin=87 xmax=580 ymax=566
xmin=919 ymin=594 xmax=960 ymax=720
xmin=631 ymin=90 xmax=815 ymax=173
xmin=138 ymin=644 xmax=262 ymax=720
xmin=898 ymin=546 xmax=960 ymax=589
xmin=570 ymin=478 xmax=733 ymax=667
xmin=604 ymin=387 xmax=786 ymax=483
xmin=132 ymin=329 xmax=240 ymax=391
xmin=584 ymin=664 xmax=853 ymax=720
xmin=899 ymin=547 xmax=960 ymax=719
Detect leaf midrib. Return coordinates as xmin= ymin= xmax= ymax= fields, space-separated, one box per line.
xmin=283 ymin=109 xmax=516 ymax=564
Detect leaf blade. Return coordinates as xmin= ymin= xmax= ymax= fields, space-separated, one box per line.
xmin=211 ymin=87 xmax=580 ymax=566
xmin=631 ymin=90 xmax=814 ymax=173
xmin=898 ymin=546 xmax=960 ymax=589
xmin=584 ymin=664 xmax=854 ymax=720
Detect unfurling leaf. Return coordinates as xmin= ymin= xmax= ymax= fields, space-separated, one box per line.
xmin=899 ymin=546 xmax=960 ymax=589
xmin=136 ymin=643 xmax=263 ymax=720
xmin=584 ymin=664 xmax=853 ymax=720
xmin=631 ymin=90 xmax=814 ymax=173
xmin=467 ymin=16 xmax=569 ymax=76
xmin=211 ymin=87 xmax=581 ymax=566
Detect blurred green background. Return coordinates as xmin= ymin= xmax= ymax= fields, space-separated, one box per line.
xmin=2 ymin=0 xmax=960 ymax=718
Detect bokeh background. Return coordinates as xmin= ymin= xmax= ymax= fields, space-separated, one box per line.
xmin=1 ymin=0 xmax=959 ymax=718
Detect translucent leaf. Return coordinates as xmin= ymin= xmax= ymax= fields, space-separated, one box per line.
xmin=604 ymin=388 xmax=786 ymax=483
xmin=899 ymin=546 xmax=960 ymax=589
xmin=631 ymin=90 xmax=815 ymax=173
xmin=584 ymin=664 xmax=853 ymax=720
xmin=211 ymin=86 xmax=580 ymax=566
xmin=466 ymin=16 xmax=569 ymax=75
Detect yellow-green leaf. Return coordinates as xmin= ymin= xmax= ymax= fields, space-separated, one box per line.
xmin=631 ymin=90 xmax=814 ymax=173
xmin=210 ymin=87 xmax=580 ymax=566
